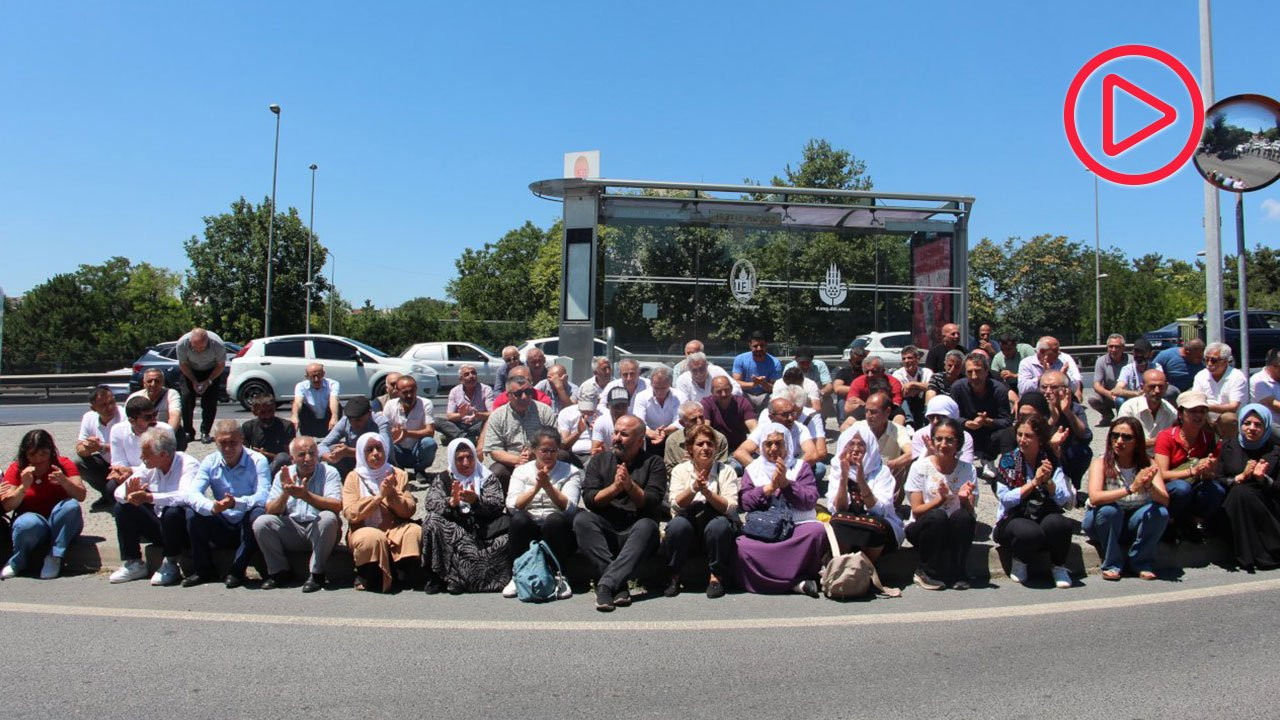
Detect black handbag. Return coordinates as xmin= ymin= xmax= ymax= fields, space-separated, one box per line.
xmin=742 ymin=498 xmax=795 ymax=542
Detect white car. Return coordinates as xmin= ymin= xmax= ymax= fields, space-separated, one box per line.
xmin=518 ymin=336 xmax=664 ymax=379
xmin=399 ymin=341 xmax=502 ymax=388
xmin=228 ymin=334 xmax=439 ymax=410
xmin=841 ymin=331 xmax=915 ymax=369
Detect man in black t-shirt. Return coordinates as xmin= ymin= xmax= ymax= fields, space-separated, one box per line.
xmin=240 ymin=393 xmax=296 ymax=478
xmin=832 ymin=347 xmax=867 ymax=425
xmin=924 ymin=322 xmax=967 ymax=374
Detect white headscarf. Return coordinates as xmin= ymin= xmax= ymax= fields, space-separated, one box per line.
xmin=446 ymin=437 xmax=490 ymax=494
xmin=746 ymin=421 xmax=801 ymax=488
xmin=829 ymin=424 xmax=894 ymax=509
xmin=354 ymin=432 xmax=392 ymax=527
xmin=925 ymin=395 xmax=961 ymax=420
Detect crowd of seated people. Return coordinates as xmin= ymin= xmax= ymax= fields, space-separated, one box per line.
xmin=6 ymin=331 xmax=1280 ymax=610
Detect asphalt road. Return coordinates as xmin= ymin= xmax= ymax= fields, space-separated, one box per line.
xmin=0 ymin=399 xmax=449 ymax=426
xmin=0 ymin=566 xmax=1276 ymax=718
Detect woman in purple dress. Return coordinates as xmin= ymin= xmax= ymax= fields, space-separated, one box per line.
xmin=735 ymin=422 xmax=828 ymax=596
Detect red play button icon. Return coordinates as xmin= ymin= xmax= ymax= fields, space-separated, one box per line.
xmin=1101 ymin=73 xmax=1178 ymax=156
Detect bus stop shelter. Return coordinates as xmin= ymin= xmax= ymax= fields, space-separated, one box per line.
xmin=529 ymin=178 xmax=974 ymax=379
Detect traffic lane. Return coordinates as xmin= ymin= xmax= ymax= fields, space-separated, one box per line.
xmin=0 ymin=398 xmax=450 ymax=425
xmin=0 ymin=574 xmax=1272 ymax=719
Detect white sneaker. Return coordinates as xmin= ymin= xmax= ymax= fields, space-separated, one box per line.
xmin=1052 ymin=565 xmax=1072 ymax=589
xmin=554 ymin=574 xmax=573 ymax=600
xmin=1008 ymin=559 xmax=1028 ymax=585
xmin=0 ymin=564 xmax=15 ymax=580
xmin=502 ymin=578 xmax=518 ymax=598
xmin=109 ymin=560 xmax=148 ymax=584
xmin=40 ymin=556 xmax=62 ymax=580
xmin=151 ymin=558 xmax=181 ymax=586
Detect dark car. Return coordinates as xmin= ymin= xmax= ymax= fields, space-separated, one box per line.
xmin=129 ymin=341 xmax=241 ymax=402
xmin=1144 ymin=311 xmax=1280 ymax=367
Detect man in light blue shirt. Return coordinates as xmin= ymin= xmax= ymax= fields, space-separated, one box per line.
xmin=251 ymin=436 xmax=343 ymax=593
xmin=184 ymin=419 xmax=270 ymax=588
xmin=783 ymin=345 xmax=833 ymax=403
xmin=732 ymin=330 xmax=783 ymax=411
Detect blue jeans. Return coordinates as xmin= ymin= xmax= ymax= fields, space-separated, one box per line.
xmin=1166 ymin=478 xmax=1227 ymax=526
xmin=392 ymin=436 xmax=438 ymax=476
xmin=1083 ymin=502 xmax=1169 ymax=573
xmin=8 ymin=498 xmax=83 ymax=571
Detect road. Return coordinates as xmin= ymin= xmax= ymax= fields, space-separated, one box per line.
xmin=0 ymin=566 xmax=1274 ymax=718
xmin=0 ymin=399 xmax=450 ymax=426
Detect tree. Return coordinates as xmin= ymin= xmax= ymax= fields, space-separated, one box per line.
xmin=3 ymin=258 xmax=192 ymax=373
xmin=1224 ymin=245 xmax=1280 ymax=310
xmin=446 ymin=220 xmax=557 ymax=347
xmin=183 ymin=196 xmax=329 ymax=343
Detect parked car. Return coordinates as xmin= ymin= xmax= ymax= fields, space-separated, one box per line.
xmin=227 ymin=334 xmax=439 ymax=410
xmin=399 ymin=341 xmax=502 ymax=388
xmin=129 ymin=341 xmax=242 ymax=402
xmin=841 ymin=331 xmax=914 ymax=370
xmin=518 ymin=336 xmax=664 ymax=379
xmin=1144 ymin=311 xmax=1280 ymax=367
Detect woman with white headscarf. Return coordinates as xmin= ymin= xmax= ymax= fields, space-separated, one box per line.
xmin=420 ymin=437 xmax=510 ymax=593
xmin=735 ymin=422 xmax=828 ymax=596
xmin=826 ymin=424 xmax=904 ymax=563
xmin=909 ymin=395 xmax=976 ymax=463
xmin=342 ymin=432 xmax=420 ymax=592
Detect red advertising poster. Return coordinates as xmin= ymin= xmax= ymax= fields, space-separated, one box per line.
xmin=912 ymin=233 xmax=952 ymax=348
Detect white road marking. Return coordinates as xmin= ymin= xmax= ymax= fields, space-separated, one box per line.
xmin=1 ymin=576 xmax=1277 ymax=632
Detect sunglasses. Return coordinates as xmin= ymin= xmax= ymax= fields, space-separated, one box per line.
xmin=1109 ymin=431 xmax=1136 ymax=442
xmin=510 ymin=389 xmax=534 ymax=399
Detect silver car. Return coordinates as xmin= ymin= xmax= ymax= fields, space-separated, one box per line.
xmin=227 ymin=334 xmax=439 ymax=410
xmin=399 ymin=341 xmax=502 ymax=388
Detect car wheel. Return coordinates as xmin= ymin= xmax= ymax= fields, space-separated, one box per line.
xmin=370 ymin=376 xmax=387 ymax=401
xmin=236 ymin=379 xmax=273 ymax=411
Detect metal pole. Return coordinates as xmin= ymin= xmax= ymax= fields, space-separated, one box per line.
xmin=306 ymin=163 xmax=317 ymax=333
xmin=1200 ymin=0 xmax=1224 ymax=344
xmin=1236 ymin=193 xmax=1250 ymax=377
xmin=0 ymin=285 xmax=6 ymax=375
xmin=265 ymin=104 xmax=281 ymax=337
xmin=1094 ymin=173 xmax=1102 ymax=345
xmin=328 ymin=252 xmax=336 ymax=335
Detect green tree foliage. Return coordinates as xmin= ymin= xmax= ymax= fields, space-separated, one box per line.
xmin=3 ymin=258 xmax=192 ymax=372
xmin=183 ymin=196 xmax=329 ymax=343
xmin=445 ymin=220 xmax=559 ymax=348
xmin=1224 ymin=245 xmax=1280 ymax=310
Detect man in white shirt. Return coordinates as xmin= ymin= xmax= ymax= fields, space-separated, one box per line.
xmin=782 ymin=346 xmax=833 ymax=402
xmin=633 ymin=366 xmax=681 ymax=455
xmin=292 ymin=363 xmax=340 ymax=438
xmin=252 ymin=436 xmax=343 ymax=593
xmin=674 ymin=352 xmax=737 ymax=404
xmin=129 ymin=368 xmax=182 ymax=440
xmin=1192 ymin=341 xmax=1248 ymax=439
xmin=672 ymin=339 xmax=705 ymax=377
xmin=591 ymin=387 xmax=633 ymax=456
xmin=579 ymin=356 xmax=614 ymax=404
xmin=733 ymin=397 xmax=823 ymax=484
xmin=108 ymin=426 xmax=196 ymax=586
xmin=382 ymin=375 xmax=438 ymax=478
xmin=558 ymin=390 xmax=601 ymax=463
xmin=109 ymin=396 xmax=174 ymax=474
xmin=597 ymin=358 xmax=649 ymax=414
xmin=1017 ymin=336 xmax=1083 ymax=397
xmin=892 ymin=345 xmax=933 ymax=430
xmin=75 ymin=384 xmax=126 ymax=512
xmin=1249 ymin=349 xmax=1280 ymax=428
xmin=1117 ymin=369 xmax=1177 ymax=450
xmin=771 ymin=366 xmax=822 ymax=412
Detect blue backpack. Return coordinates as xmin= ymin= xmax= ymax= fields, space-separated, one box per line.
xmin=513 ymin=540 xmax=563 ymax=603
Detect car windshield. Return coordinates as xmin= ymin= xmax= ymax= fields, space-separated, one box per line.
xmin=344 ymin=338 xmax=389 ymax=358
xmin=848 ymin=337 xmax=870 ymax=350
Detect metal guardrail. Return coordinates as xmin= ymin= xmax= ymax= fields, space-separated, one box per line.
xmin=0 ymin=372 xmax=131 ymax=400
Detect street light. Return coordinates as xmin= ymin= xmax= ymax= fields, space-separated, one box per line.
xmin=1096 ymin=272 xmax=1109 ymax=342
xmin=264 ymin=103 xmax=282 ymax=337
xmin=305 ymin=163 xmax=318 ymax=333
xmin=1092 ymin=171 xmax=1102 ymax=344
xmin=327 ymin=250 xmax=337 ymax=334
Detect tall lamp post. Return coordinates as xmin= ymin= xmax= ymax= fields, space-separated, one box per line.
xmin=327 ymin=251 xmax=337 ymax=335
xmin=1096 ymin=272 xmax=1109 ymax=342
xmin=264 ymin=103 xmax=282 ymax=337
xmin=305 ymin=163 xmax=318 ymax=333
xmin=1093 ymin=171 xmax=1102 ymax=345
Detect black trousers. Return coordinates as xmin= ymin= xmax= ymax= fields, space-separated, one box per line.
xmin=995 ymin=513 xmax=1073 ymax=566
xmin=74 ymin=454 xmax=113 ymax=502
xmin=116 ymin=504 xmax=189 ymax=561
xmin=905 ymin=507 xmax=975 ymax=582
xmin=180 ymin=367 xmax=223 ymax=438
xmin=662 ymin=512 xmax=736 ymax=580
xmin=296 ymin=403 xmax=332 ymax=439
xmin=507 ymin=509 xmax=577 ymax=567
xmin=572 ymin=513 xmax=659 ymax=593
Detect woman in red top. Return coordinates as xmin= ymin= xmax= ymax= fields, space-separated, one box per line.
xmin=1153 ymin=391 xmax=1221 ymax=543
xmin=1 ymin=429 xmax=86 ymax=579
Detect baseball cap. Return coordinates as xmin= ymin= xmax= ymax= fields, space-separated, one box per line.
xmin=1176 ymin=391 xmax=1209 ymax=410
xmin=607 ymin=386 xmax=630 ymax=407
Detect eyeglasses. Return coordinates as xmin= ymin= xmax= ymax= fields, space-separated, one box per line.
xmin=1106 ymin=344 xmax=1124 ymax=350
xmin=1109 ymin=431 xmax=1136 ymax=442
xmin=510 ymin=389 xmax=534 ymax=399
xmin=1206 ymin=356 xmax=1225 ymax=364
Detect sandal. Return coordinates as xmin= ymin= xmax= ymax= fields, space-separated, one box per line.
xmin=1138 ymin=570 xmax=1157 ymax=581
xmin=1101 ymin=569 xmax=1122 ymax=581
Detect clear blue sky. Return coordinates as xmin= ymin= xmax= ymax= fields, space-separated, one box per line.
xmin=1 ymin=1 xmax=1276 ymax=309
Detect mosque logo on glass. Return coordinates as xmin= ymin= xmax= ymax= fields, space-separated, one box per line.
xmin=817 ymin=263 xmax=848 ymax=307
xmin=729 ymin=259 xmax=758 ymax=307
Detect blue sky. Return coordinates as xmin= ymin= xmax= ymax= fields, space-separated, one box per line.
xmin=1 ymin=1 xmax=1276 ymax=309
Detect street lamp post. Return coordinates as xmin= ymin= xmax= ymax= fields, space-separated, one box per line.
xmin=1093 ymin=172 xmax=1102 ymax=345
xmin=1096 ymin=272 xmax=1110 ymax=342
xmin=305 ymin=163 xmax=318 ymax=333
xmin=264 ymin=103 xmax=282 ymax=337
xmin=327 ymin=251 xmax=337 ymax=335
